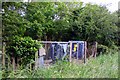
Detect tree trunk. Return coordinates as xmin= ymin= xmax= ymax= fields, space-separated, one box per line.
xmin=12 ymin=53 xmax=15 ymax=71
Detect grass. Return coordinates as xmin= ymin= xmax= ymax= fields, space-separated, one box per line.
xmin=2 ymin=51 xmax=118 ymax=78
xmin=0 ymin=71 xmax=2 ymax=79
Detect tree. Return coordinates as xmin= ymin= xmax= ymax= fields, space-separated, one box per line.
xmin=2 ymin=2 xmax=118 ymax=67
xmin=114 ymin=10 xmax=120 ymax=46
xmin=2 ymin=2 xmax=41 ymax=66
xmin=25 ymin=2 xmax=71 ymax=41
xmin=68 ymin=3 xmax=118 ymax=46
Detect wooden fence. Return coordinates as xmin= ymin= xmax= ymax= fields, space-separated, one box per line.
xmin=2 ymin=41 xmax=97 ymax=70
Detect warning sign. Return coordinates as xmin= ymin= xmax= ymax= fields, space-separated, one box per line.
xmin=73 ymin=44 xmax=77 ymax=52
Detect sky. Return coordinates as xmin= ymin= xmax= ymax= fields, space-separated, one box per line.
xmin=24 ymin=0 xmax=119 ymax=12
xmin=80 ymin=0 xmax=119 ymax=12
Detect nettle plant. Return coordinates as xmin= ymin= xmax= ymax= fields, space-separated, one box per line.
xmin=6 ymin=36 xmax=41 ymax=65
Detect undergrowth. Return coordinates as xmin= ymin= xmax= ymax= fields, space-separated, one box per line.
xmin=1 ymin=49 xmax=118 ymax=78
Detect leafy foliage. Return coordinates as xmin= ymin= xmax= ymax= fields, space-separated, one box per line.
xmin=2 ymin=2 xmax=41 ymax=65
xmin=6 ymin=36 xmax=41 ymax=57
xmin=68 ymin=4 xmax=118 ymax=46
xmin=6 ymin=36 xmax=41 ymax=65
xmin=2 ymin=2 xmax=119 ymax=66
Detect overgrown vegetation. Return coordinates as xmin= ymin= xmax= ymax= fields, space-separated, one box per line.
xmin=1 ymin=1 xmax=119 ymax=78
xmin=2 ymin=2 xmax=119 ymax=66
xmin=2 ymin=50 xmax=118 ymax=78
xmin=6 ymin=36 xmax=41 ymax=65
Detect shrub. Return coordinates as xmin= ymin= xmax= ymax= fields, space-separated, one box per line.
xmin=97 ymin=44 xmax=109 ymax=55
xmin=6 ymin=36 xmax=41 ymax=66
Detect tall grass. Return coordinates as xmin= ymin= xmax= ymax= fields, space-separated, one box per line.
xmin=2 ymin=50 xmax=118 ymax=78
xmin=0 ymin=71 xmax=2 ymax=79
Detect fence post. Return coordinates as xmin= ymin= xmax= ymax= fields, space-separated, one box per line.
xmin=95 ymin=42 xmax=97 ymax=58
xmin=69 ymin=41 xmax=72 ymax=62
xmin=35 ymin=51 xmax=38 ymax=69
xmin=12 ymin=54 xmax=15 ymax=71
xmin=2 ymin=42 xmax=5 ymax=69
xmin=45 ymin=43 xmax=47 ymax=59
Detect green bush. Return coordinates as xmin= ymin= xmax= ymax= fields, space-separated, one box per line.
xmin=6 ymin=36 xmax=41 ymax=65
xmin=97 ymin=44 xmax=109 ymax=55
xmin=110 ymin=45 xmax=119 ymax=51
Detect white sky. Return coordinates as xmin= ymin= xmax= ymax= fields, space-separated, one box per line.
xmin=80 ymin=0 xmax=119 ymax=12
xmin=24 ymin=0 xmax=119 ymax=12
